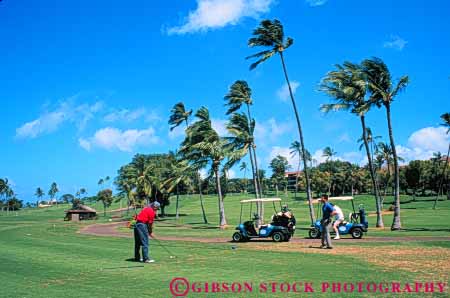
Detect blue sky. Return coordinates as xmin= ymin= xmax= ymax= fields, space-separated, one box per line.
xmin=1 ymin=0 xmax=449 ymax=202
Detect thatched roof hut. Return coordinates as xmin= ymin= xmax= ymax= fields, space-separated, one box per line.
xmin=64 ymin=205 xmax=97 ymax=221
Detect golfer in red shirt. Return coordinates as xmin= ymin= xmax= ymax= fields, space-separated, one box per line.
xmin=134 ymin=201 xmax=160 ymax=263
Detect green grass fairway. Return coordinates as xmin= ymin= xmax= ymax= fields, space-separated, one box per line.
xmin=1 ymin=194 xmax=449 ymax=297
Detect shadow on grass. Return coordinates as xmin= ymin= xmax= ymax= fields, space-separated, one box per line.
xmin=400 ymin=228 xmax=450 ymax=232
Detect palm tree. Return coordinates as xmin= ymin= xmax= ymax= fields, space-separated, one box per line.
xmin=224 ymin=80 xmax=262 ymax=198
xmin=362 ymin=57 xmax=409 ymax=230
xmin=322 ymin=147 xmax=337 ymax=162
xmin=247 ymin=19 xmax=315 ymax=224
xmin=169 ymin=102 xmax=193 ymax=131
xmin=180 ymin=107 xmax=228 ymax=228
xmin=377 ymin=142 xmax=394 ymax=197
xmin=164 ymin=152 xmax=195 ymax=219
xmin=48 ymin=182 xmax=59 ymax=207
xmin=433 ymin=112 xmax=450 ymax=209
xmin=98 ymin=178 xmax=104 ymax=190
xmin=239 ymin=162 xmax=248 ymax=193
xmin=35 ymin=187 xmax=44 ymax=208
xmin=358 ymin=127 xmax=381 ymax=164
xmin=290 ymin=141 xmax=311 ymax=200
xmin=169 ymin=102 xmax=207 ymax=223
xmin=0 ymin=178 xmax=11 ymax=213
xmin=225 ymin=112 xmax=259 ymax=197
xmin=320 ymin=61 xmax=384 ymax=227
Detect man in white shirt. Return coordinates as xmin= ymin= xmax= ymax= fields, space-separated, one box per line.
xmin=333 ymin=205 xmax=345 ymax=240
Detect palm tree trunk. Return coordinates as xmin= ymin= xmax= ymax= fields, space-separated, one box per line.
xmin=252 ymin=146 xmax=263 ymax=198
xmin=294 ymin=160 xmax=300 ymax=200
xmin=175 ymin=184 xmax=180 ymax=219
xmin=197 ymin=172 xmax=208 ymax=224
xmin=433 ymin=144 xmax=450 ymax=209
xmin=360 ymin=116 xmax=384 ymax=227
xmin=248 ymin=147 xmax=260 ymax=200
xmin=214 ymin=168 xmax=227 ymax=228
xmin=245 ymin=104 xmax=263 ymax=198
xmin=385 ymin=104 xmax=401 ymax=230
xmin=279 ymin=52 xmax=315 ymax=225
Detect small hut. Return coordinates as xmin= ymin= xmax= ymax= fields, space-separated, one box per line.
xmin=64 ymin=205 xmax=97 ymax=221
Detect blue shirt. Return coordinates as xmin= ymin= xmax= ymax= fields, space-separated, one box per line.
xmin=322 ymin=202 xmax=334 ymax=220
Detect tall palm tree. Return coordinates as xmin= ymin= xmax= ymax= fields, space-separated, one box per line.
xmin=224 ymin=80 xmax=262 ymax=198
xmin=180 ymin=107 xmax=229 ymax=228
xmin=247 ymin=19 xmax=314 ymax=224
xmin=362 ymin=57 xmax=409 ymax=230
xmin=322 ymin=146 xmax=337 ymax=162
xmin=239 ymin=161 xmax=248 ymax=193
xmin=35 ymin=187 xmax=44 ymax=208
xmin=433 ymin=112 xmax=450 ymax=209
xmin=169 ymin=102 xmax=207 ymax=223
xmin=320 ymin=61 xmax=384 ymax=227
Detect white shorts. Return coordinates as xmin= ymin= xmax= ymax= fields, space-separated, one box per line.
xmin=334 ymin=217 xmax=344 ymax=227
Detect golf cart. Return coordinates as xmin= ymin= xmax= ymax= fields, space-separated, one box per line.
xmin=232 ymin=198 xmax=296 ymax=242
xmin=309 ymin=196 xmax=368 ymax=239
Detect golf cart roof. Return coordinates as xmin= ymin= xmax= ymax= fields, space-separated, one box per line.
xmin=240 ymin=198 xmax=282 ymax=204
xmin=313 ymin=196 xmax=354 ymax=203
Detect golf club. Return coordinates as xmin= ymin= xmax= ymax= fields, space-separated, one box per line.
xmin=153 ymin=237 xmax=176 ymax=259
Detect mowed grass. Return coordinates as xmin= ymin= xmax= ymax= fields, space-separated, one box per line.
xmin=0 ymin=194 xmax=449 ymax=298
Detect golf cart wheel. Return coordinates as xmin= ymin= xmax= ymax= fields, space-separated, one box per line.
xmin=272 ymin=232 xmax=284 ymax=242
xmin=309 ymin=228 xmax=321 ymax=239
xmin=351 ymin=227 xmax=363 ymax=239
xmin=232 ymin=232 xmax=243 ymax=242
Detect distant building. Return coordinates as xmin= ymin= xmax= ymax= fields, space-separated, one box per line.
xmin=64 ymin=205 xmax=97 ymax=221
xmin=285 ymin=171 xmax=302 ymax=190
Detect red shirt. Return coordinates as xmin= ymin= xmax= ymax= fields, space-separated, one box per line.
xmin=136 ymin=207 xmax=155 ymax=224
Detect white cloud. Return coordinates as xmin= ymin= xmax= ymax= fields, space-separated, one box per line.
xmin=78 ymin=138 xmax=92 ymax=151
xmin=311 ymin=149 xmax=328 ymax=165
xmin=104 ymin=108 xmax=162 ymax=123
xmin=168 ymin=126 xmax=187 ymax=140
xmin=337 ymin=133 xmax=351 ymax=143
xmin=226 ymin=169 xmax=236 ymax=179
xmin=276 ymin=81 xmax=300 ymax=102
xmin=167 ymin=0 xmax=274 ymax=34
xmin=268 ymin=146 xmax=298 ymax=169
xmin=255 ymin=118 xmax=292 ymax=144
xmin=104 ymin=108 xmax=146 ymax=122
xmin=16 ymin=99 xmax=103 ymax=139
xmin=394 ymin=126 xmax=449 ymax=163
xmin=384 ymin=35 xmax=408 ymax=51
xmin=408 ymin=127 xmax=448 ymax=152
xmin=211 ymin=118 xmax=229 ymax=137
xmin=306 ymin=0 xmax=328 ymax=7
xmin=79 ymin=127 xmax=160 ymax=152
xmin=16 ymin=112 xmax=65 ymax=138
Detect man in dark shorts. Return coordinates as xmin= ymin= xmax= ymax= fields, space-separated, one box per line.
xmin=134 ymin=201 xmax=160 ymax=263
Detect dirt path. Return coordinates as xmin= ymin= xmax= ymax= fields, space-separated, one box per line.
xmin=78 ymin=221 xmax=450 ymax=243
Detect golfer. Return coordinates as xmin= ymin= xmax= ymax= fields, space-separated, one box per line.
xmin=320 ymin=195 xmax=335 ymax=249
xmin=134 ymin=201 xmax=160 ymax=263
xmin=332 ymin=205 xmax=344 ymax=240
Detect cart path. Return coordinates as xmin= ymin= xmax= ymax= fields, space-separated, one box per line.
xmin=78 ymin=222 xmax=450 ymax=243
